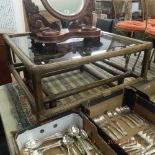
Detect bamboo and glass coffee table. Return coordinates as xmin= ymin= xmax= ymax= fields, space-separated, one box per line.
xmin=3 ymin=31 xmax=152 ymax=121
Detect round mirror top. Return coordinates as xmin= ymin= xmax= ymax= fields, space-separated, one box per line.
xmin=41 ymin=0 xmax=89 ymax=20
xmin=47 ymin=0 xmax=85 ymax=16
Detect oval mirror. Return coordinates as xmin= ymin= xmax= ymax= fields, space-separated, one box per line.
xmin=41 ymin=0 xmax=90 ymax=21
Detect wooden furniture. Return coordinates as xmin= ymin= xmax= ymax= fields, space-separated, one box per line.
xmin=114 ymin=0 xmax=146 ymax=31
xmin=0 ymin=29 xmax=12 ymax=85
xmin=3 ymin=31 xmax=152 ymax=121
xmin=23 ymin=0 xmax=100 ymax=54
xmin=2 ymin=0 xmax=152 ymax=122
xmin=23 ymin=0 xmax=97 ymax=43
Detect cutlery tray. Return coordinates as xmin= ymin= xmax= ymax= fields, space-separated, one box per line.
xmin=12 ymin=112 xmax=116 ymax=155
xmin=82 ymin=88 xmax=155 ymax=155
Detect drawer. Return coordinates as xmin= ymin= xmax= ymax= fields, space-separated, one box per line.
xmin=82 ymin=88 xmax=155 ymax=155
xmin=12 ymin=112 xmax=117 ymax=155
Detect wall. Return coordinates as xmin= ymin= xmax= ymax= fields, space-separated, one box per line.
xmin=0 ymin=0 xmax=29 ymax=58
xmin=0 ymin=0 xmax=25 ymax=32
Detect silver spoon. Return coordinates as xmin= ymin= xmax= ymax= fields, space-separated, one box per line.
xmin=121 ymin=106 xmax=146 ymax=125
xmin=80 ymin=129 xmax=93 ymax=151
xmin=107 ymin=111 xmax=127 ymax=136
xmin=122 ymin=143 xmax=142 ymax=150
xmin=69 ymin=125 xmax=93 ymax=155
xmin=113 ymin=112 xmax=127 ymax=136
xmin=119 ymin=137 xmax=136 ymax=146
xmin=80 ymin=129 xmax=104 ymax=155
xmin=62 ymin=134 xmax=74 ymax=155
xmin=68 ymin=125 xmax=85 ymax=154
xmin=94 ymin=115 xmax=105 ymax=125
xmin=23 ymin=140 xmax=62 ymax=155
xmin=94 ymin=115 xmax=120 ymax=140
xmin=24 ymin=132 xmax=63 ymax=149
xmin=115 ymin=107 xmax=135 ymax=128
xmin=121 ymin=106 xmax=143 ymax=126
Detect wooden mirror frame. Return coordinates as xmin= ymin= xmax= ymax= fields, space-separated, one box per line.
xmin=41 ymin=0 xmax=90 ymax=21
xmin=23 ymin=0 xmax=100 ymax=44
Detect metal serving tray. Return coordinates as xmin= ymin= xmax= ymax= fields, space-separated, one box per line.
xmin=12 ymin=112 xmax=116 ymax=155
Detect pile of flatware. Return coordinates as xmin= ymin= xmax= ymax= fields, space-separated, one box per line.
xmin=93 ymin=105 xmax=146 ymax=141
xmin=93 ymin=105 xmax=155 ymax=154
xmin=119 ymin=129 xmax=155 ymax=155
xmin=21 ymin=125 xmax=104 ymax=155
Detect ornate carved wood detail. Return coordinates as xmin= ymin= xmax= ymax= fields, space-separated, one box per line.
xmin=23 ymin=0 xmax=95 ymax=32
xmin=23 ymin=0 xmax=99 ymax=46
xmin=23 ymin=0 xmax=60 ymax=32
xmin=34 ymin=27 xmax=100 ymax=43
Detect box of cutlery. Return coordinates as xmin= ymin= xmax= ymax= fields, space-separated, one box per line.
xmin=11 ymin=111 xmax=117 ymax=155
xmin=81 ymin=88 xmax=155 ymax=155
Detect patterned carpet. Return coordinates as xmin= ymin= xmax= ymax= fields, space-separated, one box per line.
xmin=42 ymin=69 xmax=110 ymax=106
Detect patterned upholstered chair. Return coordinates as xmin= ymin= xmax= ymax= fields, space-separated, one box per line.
xmin=112 ymin=0 xmax=146 ymax=70
xmin=114 ymin=0 xmax=147 ymax=37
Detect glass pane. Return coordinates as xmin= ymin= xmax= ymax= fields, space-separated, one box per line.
xmin=11 ymin=32 xmax=140 ymax=65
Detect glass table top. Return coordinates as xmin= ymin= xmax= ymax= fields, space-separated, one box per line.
xmin=12 ymin=32 xmax=141 ymax=65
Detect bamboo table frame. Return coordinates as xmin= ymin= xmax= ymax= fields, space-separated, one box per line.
xmin=3 ymin=31 xmax=152 ymax=121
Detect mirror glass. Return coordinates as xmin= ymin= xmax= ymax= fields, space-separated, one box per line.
xmin=47 ymin=0 xmax=85 ymax=16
